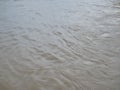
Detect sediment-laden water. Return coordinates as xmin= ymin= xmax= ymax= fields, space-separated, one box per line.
xmin=0 ymin=0 xmax=120 ymax=90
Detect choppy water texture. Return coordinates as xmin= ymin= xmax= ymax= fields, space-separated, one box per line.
xmin=0 ymin=0 xmax=120 ymax=90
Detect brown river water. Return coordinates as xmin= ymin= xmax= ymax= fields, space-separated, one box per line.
xmin=0 ymin=0 xmax=120 ymax=90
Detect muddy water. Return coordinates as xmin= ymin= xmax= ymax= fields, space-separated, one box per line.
xmin=0 ymin=0 xmax=120 ymax=90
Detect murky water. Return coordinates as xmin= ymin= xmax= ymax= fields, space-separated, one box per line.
xmin=0 ymin=0 xmax=120 ymax=90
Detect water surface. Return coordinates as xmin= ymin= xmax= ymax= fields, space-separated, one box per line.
xmin=0 ymin=0 xmax=120 ymax=90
